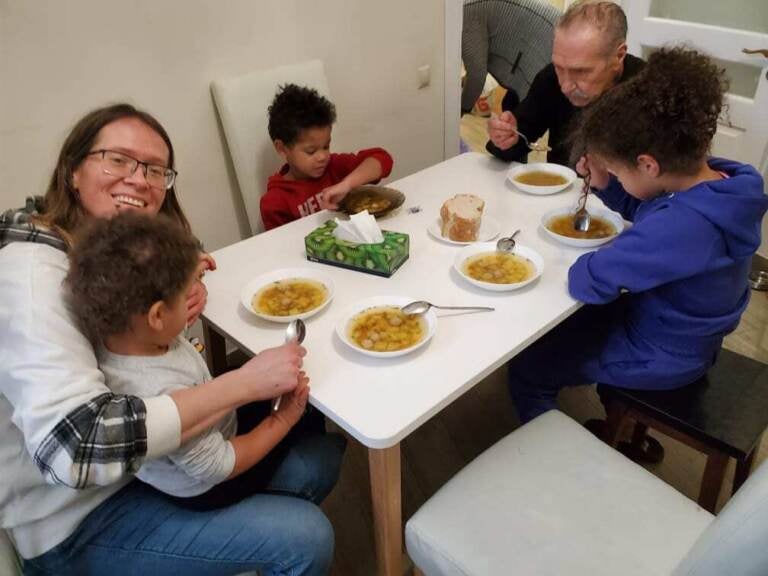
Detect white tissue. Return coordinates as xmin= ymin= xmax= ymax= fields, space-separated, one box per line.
xmin=333 ymin=210 xmax=384 ymax=244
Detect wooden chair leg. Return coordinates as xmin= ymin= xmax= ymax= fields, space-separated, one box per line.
xmin=699 ymin=452 xmax=729 ymax=513
xmin=733 ymin=449 xmax=757 ymax=494
xmin=626 ymin=422 xmax=649 ymax=450
xmin=413 ymin=568 xmax=425 ymax=576
xmin=601 ymin=401 xmax=629 ymax=447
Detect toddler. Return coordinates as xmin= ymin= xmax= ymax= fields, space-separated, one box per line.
xmin=260 ymin=83 xmax=394 ymax=230
xmin=508 ymin=47 xmax=768 ymax=433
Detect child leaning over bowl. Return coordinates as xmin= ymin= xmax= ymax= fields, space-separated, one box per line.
xmin=65 ymin=213 xmax=344 ymax=509
xmin=260 ymin=83 xmax=394 ymax=231
xmin=507 ymin=47 xmax=768 ymax=428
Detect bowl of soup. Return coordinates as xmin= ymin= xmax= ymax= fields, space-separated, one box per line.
xmin=541 ymin=207 xmax=624 ymax=248
xmin=507 ymin=163 xmax=577 ymax=195
xmin=240 ymin=267 xmax=335 ymax=322
xmin=454 ymin=242 xmax=544 ymax=291
xmin=336 ymin=296 xmax=437 ymax=358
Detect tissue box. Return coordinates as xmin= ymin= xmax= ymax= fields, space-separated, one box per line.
xmin=305 ymin=220 xmax=409 ymax=277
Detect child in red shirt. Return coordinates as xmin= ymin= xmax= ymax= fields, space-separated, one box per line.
xmin=260 ymin=84 xmax=394 ymax=231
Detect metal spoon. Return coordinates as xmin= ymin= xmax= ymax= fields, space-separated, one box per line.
xmin=514 ymin=129 xmax=552 ymax=153
xmin=271 ymin=318 xmax=307 ymax=412
xmin=401 ymin=301 xmax=495 ymax=315
xmin=573 ymin=172 xmax=592 ymax=233
xmin=496 ymin=229 xmax=520 ymax=253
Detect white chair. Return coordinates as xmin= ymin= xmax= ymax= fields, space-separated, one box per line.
xmin=0 ymin=530 xmax=21 ymax=576
xmin=406 ymin=410 xmax=768 ymax=576
xmin=211 ymin=60 xmax=330 ymax=235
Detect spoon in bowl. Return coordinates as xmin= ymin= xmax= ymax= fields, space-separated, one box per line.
xmin=496 ymin=229 xmax=520 ymax=253
xmin=573 ymin=171 xmax=592 ymax=233
xmin=401 ymin=300 xmax=494 ymax=315
xmin=271 ymin=318 xmax=307 ymax=412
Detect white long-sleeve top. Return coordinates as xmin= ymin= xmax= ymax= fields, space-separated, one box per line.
xmin=100 ymin=337 xmax=236 ymax=497
xmin=0 ymin=241 xmax=181 ymax=558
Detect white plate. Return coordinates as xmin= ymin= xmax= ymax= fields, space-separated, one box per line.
xmin=336 ymin=295 xmax=437 ymax=358
xmin=454 ymin=242 xmax=543 ymax=292
xmin=507 ymin=162 xmax=577 ymax=195
xmin=240 ymin=267 xmax=335 ymax=323
xmin=541 ymin=207 xmax=624 ymax=248
xmin=427 ymin=216 xmax=500 ymax=245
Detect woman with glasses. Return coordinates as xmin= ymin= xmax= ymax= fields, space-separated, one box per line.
xmin=0 ymin=103 xmax=344 ymax=576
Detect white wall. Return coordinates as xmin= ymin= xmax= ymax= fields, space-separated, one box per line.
xmin=0 ymin=0 xmax=446 ymax=250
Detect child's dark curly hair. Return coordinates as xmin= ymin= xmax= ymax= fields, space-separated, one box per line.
xmin=65 ymin=212 xmax=199 ymax=342
xmin=267 ymin=84 xmax=336 ymax=145
xmin=576 ymin=46 xmax=728 ymax=174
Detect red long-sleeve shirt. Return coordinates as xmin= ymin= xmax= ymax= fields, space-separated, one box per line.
xmin=260 ymin=148 xmax=394 ymax=231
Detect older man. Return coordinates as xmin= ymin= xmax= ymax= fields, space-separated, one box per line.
xmin=487 ymin=1 xmax=644 ymax=166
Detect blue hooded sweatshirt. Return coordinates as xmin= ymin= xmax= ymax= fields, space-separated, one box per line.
xmin=568 ymin=158 xmax=767 ymax=385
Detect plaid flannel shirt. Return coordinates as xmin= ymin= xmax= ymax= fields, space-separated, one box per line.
xmin=1 ymin=197 xmax=150 ymax=487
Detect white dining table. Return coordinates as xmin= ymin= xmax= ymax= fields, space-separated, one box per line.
xmin=201 ymin=152 xmax=611 ymax=576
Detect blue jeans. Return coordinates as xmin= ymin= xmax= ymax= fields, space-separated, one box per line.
xmin=507 ymin=301 xmax=706 ymax=423
xmin=24 ymin=407 xmax=346 ymax=576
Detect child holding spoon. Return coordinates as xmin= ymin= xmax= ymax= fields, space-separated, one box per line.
xmin=507 ymin=47 xmax=768 ymax=444
xmin=65 ymin=212 xmax=344 ymax=509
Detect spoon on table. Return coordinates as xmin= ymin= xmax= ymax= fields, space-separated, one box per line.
xmin=573 ymin=171 xmax=592 ymax=233
xmin=401 ymin=301 xmax=494 ymax=315
xmin=271 ymin=318 xmax=307 ymax=413
xmin=496 ymin=229 xmax=520 ymax=253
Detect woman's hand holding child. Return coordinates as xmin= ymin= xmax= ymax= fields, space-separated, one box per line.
xmin=240 ymin=342 xmax=306 ymax=401
xmin=186 ymin=253 xmax=217 ymax=325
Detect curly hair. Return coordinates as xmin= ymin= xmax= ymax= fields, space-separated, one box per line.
xmin=267 ymin=84 xmax=336 ymax=145
xmin=576 ymin=46 xmax=728 ymax=174
xmin=65 ymin=212 xmax=199 ymax=342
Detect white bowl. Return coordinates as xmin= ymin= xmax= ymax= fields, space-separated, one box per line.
xmin=427 ymin=216 xmax=500 ymax=245
xmin=541 ymin=207 xmax=624 ymax=248
xmin=507 ymin=163 xmax=577 ymax=195
xmin=240 ymin=267 xmax=335 ymax=323
xmin=336 ymin=296 xmax=437 ymax=358
xmin=454 ymin=242 xmax=543 ymax=292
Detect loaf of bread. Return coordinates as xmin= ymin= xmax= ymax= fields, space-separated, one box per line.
xmin=440 ymin=194 xmax=484 ymax=242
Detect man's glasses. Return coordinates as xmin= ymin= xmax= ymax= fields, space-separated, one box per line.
xmin=87 ymin=149 xmax=177 ymax=190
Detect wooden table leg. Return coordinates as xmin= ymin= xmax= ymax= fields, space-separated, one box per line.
xmin=368 ymin=444 xmax=402 ymax=576
xmin=202 ymin=320 xmax=228 ymax=376
xmin=733 ymin=449 xmax=757 ymax=494
xmin=699 ymin=451 xmax=729 ymax=513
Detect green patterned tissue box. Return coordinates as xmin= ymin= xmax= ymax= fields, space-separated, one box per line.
xmin=304 ymin=220 xmax=409 ymax=277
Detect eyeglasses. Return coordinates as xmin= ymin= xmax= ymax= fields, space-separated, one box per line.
xmin=87 ymin=149 xmax=177 ymax=190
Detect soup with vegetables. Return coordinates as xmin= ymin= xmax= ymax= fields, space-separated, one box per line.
xmin=348 ymin=306 xmax=425 ymax=352
xmin=547 ymin=214 xmax=616 ymax=239
xmin=515 ymin=171 xmax=568 ymax=186
xmin=463 ymin=252 xmax=535 ymax=284
xmin=253 ymin=278 xmax=327 ymax=316
xmin=348 ymin=196 xmax=391 ymax=214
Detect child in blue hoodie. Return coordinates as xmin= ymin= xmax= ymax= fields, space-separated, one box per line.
xmin=508 ymin=47 xmax=768 ymax=427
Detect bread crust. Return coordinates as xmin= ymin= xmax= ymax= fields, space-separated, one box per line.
xmin=440 ymin=195 xmax=484 ymax=242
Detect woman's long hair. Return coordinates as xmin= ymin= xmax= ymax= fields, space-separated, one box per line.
xmin=39 ymin=103 xmax=191 ymax=243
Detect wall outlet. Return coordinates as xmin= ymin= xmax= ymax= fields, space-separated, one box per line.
xmin=417 ymin=65 xmax=431 ymax=89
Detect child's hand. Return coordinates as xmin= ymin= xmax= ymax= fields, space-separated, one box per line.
xmin=319 ymin=180 xmax=352 ymax=210
xmin=576 ymin=155 xmax=610 ymax=190
xmin=274 ymin=373 xmax=310 ymax=428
